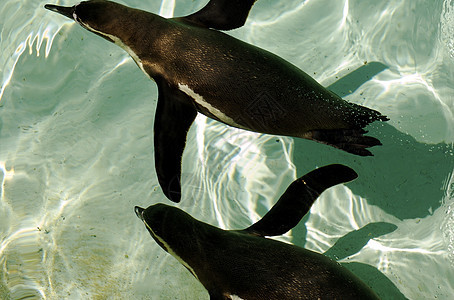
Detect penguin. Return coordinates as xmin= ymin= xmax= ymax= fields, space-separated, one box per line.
xmin=44 ymin=1 xmax=389 ymax=202
xmin=135 ymin=164 xmax=380 ymax=300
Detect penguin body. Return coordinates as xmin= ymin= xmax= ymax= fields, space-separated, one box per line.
xmin=45 ymin=1 xmax=388 ymax=202
xmin=135 ymin=165 xmax=380 ymax=299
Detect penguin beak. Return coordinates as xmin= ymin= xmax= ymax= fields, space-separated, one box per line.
xmin=44 ymin=4 xmax=75 ymax=20
xmin=135 ymin=206 xmax=145 ymax=220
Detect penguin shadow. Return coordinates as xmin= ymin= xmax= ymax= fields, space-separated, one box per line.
xmin=293 ymin=61 xmax=454 ymax=220
xmin=291 ymin=218 xmax=407 ymax=299
xmin=323 ymin=222 xmax=407 ymax=300
xmin=288 ymin=62 xmax=452 ymax=299
xmin=293 ymin=216 xmax=406 ymax=299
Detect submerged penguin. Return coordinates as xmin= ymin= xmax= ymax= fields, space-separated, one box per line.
xmin=45 ymin=1 xmax=389 ymax=202
xmin=135 ymin=164 xmax=380 ymax=299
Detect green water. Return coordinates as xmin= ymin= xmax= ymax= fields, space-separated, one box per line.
xmin=1 ymin=0 xmax=454 ymax=299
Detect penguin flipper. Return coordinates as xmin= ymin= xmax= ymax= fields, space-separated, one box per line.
xmin=243 ymin=164 xmax=358 ymax=237
xmin=154 ymin=80 xmax=197 ymax=203
xmin=183 ymin=0 xmax=257 ymax=30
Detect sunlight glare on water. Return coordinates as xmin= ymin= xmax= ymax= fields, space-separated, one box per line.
xmin=1 ymin=0 xmax=454 ymax=299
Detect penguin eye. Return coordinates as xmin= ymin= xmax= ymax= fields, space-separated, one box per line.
xmin=72 ymin=3 xmax=86 ymax=24
xmin=72 ymin=5 xmax=79 ymax=23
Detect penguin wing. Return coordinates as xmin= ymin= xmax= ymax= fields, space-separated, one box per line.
xmin=243 ymin=164 xmax=358 ymax=237
xmin=154 ymin=79 xmax=198 ymax=202
xmin=183 ymin=0 xmax=257 ymax=30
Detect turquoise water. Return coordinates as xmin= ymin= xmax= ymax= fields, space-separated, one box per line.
xmin=1 ymin=0 xmax=454 ymax=299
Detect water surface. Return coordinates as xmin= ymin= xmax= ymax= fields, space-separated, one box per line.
xmin=1 ymin=0 xmax=454 ymax=299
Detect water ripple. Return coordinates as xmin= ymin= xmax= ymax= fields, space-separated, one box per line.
xmin=442 ymin=171 xmax=454 ymax=264
xmin=1 ymin=0 xmax=454 ymax=299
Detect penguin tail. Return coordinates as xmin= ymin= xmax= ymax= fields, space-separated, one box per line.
xmin=302 ymin=128 xmax=383 ymax=156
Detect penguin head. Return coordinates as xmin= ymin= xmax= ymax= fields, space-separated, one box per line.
xmin=45 ymin=1 xmax=128 ymax=43
xmin=135 ymin=204 xmax=170 ymax=240
xmin=135 ymin=204 xmax=198 ymax=254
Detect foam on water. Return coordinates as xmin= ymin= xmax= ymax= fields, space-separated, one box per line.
xmin=1 ymin=0 xmax=454 ymax=299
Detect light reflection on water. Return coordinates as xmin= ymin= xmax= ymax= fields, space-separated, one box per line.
xmin=442 ymin=171 xmax=454 ymax=263
xmin=1 ymin=0 xmax=454 ymax=299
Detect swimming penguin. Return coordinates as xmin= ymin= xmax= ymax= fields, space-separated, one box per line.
xmin=135 ymin=164 xmax=380 ymax=299
xmin=45 ymin=1 xmax=389 ymax=202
